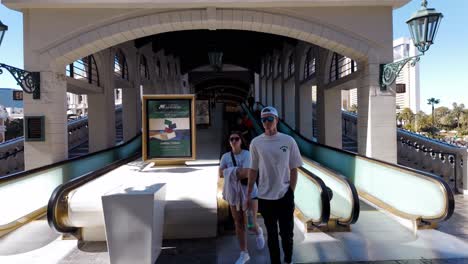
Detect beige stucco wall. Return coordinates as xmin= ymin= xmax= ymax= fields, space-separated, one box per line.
xmin=17 ymin=6 xmax=395 ymax=71
xmin=3 ymin=0 xmax=410 ymax=9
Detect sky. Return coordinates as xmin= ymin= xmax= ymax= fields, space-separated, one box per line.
xmin=0 ymin=0 xmax=467 ymax=114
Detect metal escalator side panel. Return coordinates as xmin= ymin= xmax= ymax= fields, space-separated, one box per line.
xmin=0 ymin=135 xmax=141 ymax=234
xmin=47 ymin=135 xmax=141 ymax=234
xmin=302 ymin=157 xmax=360 ymax=225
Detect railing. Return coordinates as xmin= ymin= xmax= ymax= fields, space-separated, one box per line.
xmin=341 ymin=111 xmax=467 ymax=193
xmin=0 ymin=137 xmax=24 ymax=176
xmin=342 ymin=111 xmax=358 ymax=140
xmin=68 ymin=117 xmax=89 ymax=150
xmin=0 ymin=107 xmax=123 ymax=177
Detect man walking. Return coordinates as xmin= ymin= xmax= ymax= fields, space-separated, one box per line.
xmin=246 ymin=106 xmax=303 ymax=264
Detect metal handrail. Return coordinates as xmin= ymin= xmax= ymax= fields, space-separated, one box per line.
xmin=47 ymin=152 xmax=140 ymax=234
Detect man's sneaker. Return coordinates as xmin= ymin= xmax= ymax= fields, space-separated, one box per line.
xmin=235 ymin=251 xmax=250 ymax=264
xmin=256 ymin=227 xmax=265 ymax=250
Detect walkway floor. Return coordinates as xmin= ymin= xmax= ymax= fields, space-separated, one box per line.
xmin=1 ymin=195 xmax=468 ymax=264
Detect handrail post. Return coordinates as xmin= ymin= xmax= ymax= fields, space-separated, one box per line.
xmin=461 ymin=148 xmax=468 ymax=195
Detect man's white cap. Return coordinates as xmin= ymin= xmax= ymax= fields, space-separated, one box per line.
xmin=261 ymin=106 xmax=278 ymax=117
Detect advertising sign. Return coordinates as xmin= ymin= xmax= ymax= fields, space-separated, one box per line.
xmin=196 ymin=100 xmax=210 ymax=125
xmin=142 ymin=95 xmax=196 ymax=163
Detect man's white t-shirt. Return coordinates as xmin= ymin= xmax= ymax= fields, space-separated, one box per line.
xmin=249 ymin=132 xmax=303 ymax=200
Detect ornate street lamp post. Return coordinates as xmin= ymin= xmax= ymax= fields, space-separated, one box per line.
xmin=0 ymin=20 xmax=41 ymax=99
xmin=380 ymin=0 xmax=443 ymax=91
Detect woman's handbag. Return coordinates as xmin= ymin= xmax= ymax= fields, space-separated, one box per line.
xmin=231 ymin=151 xmax=248 ymax=185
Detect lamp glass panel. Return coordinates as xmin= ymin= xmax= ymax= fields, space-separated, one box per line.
xmin=427 ymin=15 xmax=442 ymax=43
xmin=0 ymin=30 xmax=5 ymax=46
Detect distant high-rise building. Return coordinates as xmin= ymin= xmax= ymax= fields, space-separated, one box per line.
xmin=393 ymin=37 xmax=420 ymax=113
xmin=341 ymin=37 xmax=420 ymax=114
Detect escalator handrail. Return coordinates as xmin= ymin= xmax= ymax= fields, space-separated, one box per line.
xmin=302 ymin=157 xmax=360 ymax=225
xmin=242 ymin=104 xmax=331 ymax=225
xmin=0 ymin=133 xmax=142 ymax=184
xmin=254 ymin=102 xmax=455 ymax=222
xmin=47 ymin=152 xmax=140 ymax=234
xmin=296 ymin=166 xmax=331 ymax=225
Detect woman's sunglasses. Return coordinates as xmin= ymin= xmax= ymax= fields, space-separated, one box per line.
xmin=230 ymin=137 xmax=240 ymax=142
xmin=261 ymin=116 xmax=275 ymax=123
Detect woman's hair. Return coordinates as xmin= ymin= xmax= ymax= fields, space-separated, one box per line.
xmin=229 ymin=131 xmax=248 ymax=150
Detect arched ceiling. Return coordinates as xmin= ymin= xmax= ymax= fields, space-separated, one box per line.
xmin=134 ymin=30 xmax=297 ymax=74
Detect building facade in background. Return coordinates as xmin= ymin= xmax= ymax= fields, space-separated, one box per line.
xmin=393 ymin=37 xmax=420 ymax=113
xmin=67 ymin=89 xmax=123 ymax=119
xmin=342 ymin=37 xmax=420 ymax=114
xmin=0 ymin=88 xmax=24 ymax=119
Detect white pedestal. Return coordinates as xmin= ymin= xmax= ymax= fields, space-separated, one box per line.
xmin=102 ymin=183 xmax=166 ymax=264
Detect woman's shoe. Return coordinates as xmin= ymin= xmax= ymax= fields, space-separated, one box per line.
xmin=256 ymin=227 xmax=265 ymax=250
xmin=235 ymin=251 xmax=250 ymax=264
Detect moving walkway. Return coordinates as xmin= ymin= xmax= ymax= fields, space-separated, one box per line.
xmin=243 ymin=104 xmax=359 ymax=231
xmin=45 ymin=104 xmax=336 ymax=241
xmin=243 ymin=103 xmax=454 ymax=230
xmin=0 ymin=101 xmax=454 ymax=244
xmin=0 ymin=134 xmax=141 ymax=237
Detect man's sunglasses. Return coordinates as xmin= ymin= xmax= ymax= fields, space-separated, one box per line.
xmin=230 ymin=137 xmax=240 ymax=142
xmin=261 ymin=116 xmax=275 ymax=123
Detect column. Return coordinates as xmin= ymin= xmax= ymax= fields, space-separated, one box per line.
xmin=136 ymin=85 xmax=142 ymax=133
xmin=273 ymin=77 xmax=282 ymax=117
xmin=357 ymin=62 xmax=397 ymax=162
xmin=294 ymin=48 xmax=301 ymax=131
xmin=315 ymin=85 xmax=341 ymax=148
xmin=298 ymin=83 xmax=314 ymax=139
xmin=24 ymin=71 xmax=68 ymax=170
xmin=283 ymin=79 xmax=295 ymax=128
xmin=254 ymin=74 xmax=260 ymax=103
xmin=122 ymin=88 xmax=138 ymax=141
xmin=122 ymin=51 xmax=139 ymax=141
xmin=323 ymin=88 xmax=342 ymax=148
xmin=88 ymin=49 xmax=116 ymax=152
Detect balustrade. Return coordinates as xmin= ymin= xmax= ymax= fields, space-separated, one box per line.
xmin=0 ymin=106 xmax=123 ymax=177
xmin=340 ymin=112 xmax=466 ymax=192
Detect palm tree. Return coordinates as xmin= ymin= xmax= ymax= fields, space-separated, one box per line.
xmin=452 ymin=102 xmax=465 ymax=129
xmin=427 ymin=98 xmax=440 ymax=126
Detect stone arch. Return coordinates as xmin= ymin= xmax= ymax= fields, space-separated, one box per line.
xmin=42 ymin=9 xmax=375 ymax=71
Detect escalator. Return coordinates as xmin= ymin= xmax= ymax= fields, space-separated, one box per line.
xmin=0 ymin=134 xmax=141 ymax=238
xmin=242 ymin=103 xmax=454 ymax=229
xmin=48 ymin=103 xmax=227 ymax=241
xmin=45 ymin=103 xmax=333 ymax=241
xmin=242 ymin=104 xmax=359 ymax=230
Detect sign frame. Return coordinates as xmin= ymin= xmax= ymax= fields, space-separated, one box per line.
xmin=142 ymin=94 xmax=196 ymax=164
xmin=195 ymin=99 xmax=211 ymax=126
xmin=24 ymin=116 xmax=45 ymax=142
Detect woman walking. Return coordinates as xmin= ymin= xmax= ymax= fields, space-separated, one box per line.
xmin=220 ymin=131 xmax=265 ymax=264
